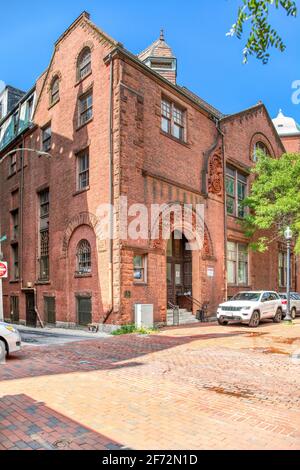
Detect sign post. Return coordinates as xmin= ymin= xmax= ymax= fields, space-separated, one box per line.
xmin=0 ymin=235 xmax=8 ymax=322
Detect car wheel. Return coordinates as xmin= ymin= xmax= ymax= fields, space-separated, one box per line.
xmin=291 ymin=308 xmax=296 ymax=320
xmin=249 ymin=310 xmax=260 ymax=328
xmin=273 ymin=308 xmax=282 ymax=323
xmin=0 ymin=340 xmax=7 ymax=362
xmin=218 ymin=318 xmax=228 ymax=326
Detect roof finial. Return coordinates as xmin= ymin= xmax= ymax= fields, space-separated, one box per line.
xmin=160 ymin=29 xmax=165 ymax=41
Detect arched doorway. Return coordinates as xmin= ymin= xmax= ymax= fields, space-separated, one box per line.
xmin=167 ymin=231 xmax=192 ymax=306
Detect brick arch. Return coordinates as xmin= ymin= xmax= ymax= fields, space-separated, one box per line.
xmin=47 ymin=71 xmax=62 ymax=92
xmin=149 ymin=202 xmax=211 ymax=254
xmin=74 ymin=41 xmax=95 ymax=67
xmin=249 ymin=132 xmax=275 ymax=160
xmin=62 ymin=212 xmax=99 ymax=256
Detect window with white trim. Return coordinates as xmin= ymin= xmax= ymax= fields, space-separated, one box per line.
xmin=133 ymin=254 xmax=147 ymax=283
xmin=77 ymin=150 xmax=89 ymax=190
xmin=161 ymin=98 xmax=186 ymax=142
xmin=227 ymin=242 xmax=248 ymax=286
xmin=76 ymin=239 xmax=92 ymax=274
xmin=226 ymin=166 xmax=247 ymax=218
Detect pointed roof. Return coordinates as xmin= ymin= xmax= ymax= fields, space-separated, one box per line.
xmin=138 ymin=30 xmax=175 ymax=62
xmin=272 ymin=109 xmax=300 ymax=136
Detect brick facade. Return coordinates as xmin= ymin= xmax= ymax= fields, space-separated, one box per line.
xmin=0 ymin=12 xmax=294 ymax=327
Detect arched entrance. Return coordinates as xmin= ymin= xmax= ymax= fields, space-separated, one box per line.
xmin=167 ymin=231 xmax=192 ymax=307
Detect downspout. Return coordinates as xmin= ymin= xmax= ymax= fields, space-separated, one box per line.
xmin=215 ymin=119 xmax=228 ymax=301
xmin=20 ymin=137 xmax=44 ymax=327
xmin=103 ymin=53 xmax=114 ymax=324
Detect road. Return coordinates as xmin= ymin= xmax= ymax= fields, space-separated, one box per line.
xmin=1 ymin=320 xmax=300 ymax=450
xmin=17 ymin=325 xmax=108 ymax=346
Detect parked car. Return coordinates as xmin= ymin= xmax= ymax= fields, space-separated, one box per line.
xmin=279 ymin=292 xmax=300 ymax=319
xmin=0 ymin=322 xmax=21 ymax=359
xmin=217 ymin=291 xmax=283 ymax=327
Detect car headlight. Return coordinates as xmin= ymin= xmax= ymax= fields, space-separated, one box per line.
xmin=242 ymin=306 xmax=251 ymax=310
xmin=5 ymin=325 xmax=17 ymax=333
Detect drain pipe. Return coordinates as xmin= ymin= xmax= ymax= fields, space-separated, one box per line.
xmin=20 ymin=138 xmax=44 ymax=327
xmin=103 ymin=53 xmax=114 ymax=324
xmin=215 ymin=119 xmax=228 ymax=301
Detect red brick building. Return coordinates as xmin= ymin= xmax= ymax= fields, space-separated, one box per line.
xmin=0 ymin=12 xmax=295 ymax=328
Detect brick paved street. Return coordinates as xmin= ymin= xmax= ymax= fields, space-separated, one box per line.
xmin=1 ymin=320 xmax=300 ymax=450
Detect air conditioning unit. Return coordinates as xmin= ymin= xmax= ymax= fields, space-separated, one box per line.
xmin=134 ymin=304 xmax=154 ymax=329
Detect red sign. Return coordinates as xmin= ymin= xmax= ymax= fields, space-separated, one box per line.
xmin=0 ymin=262 xmax=8 ymax=279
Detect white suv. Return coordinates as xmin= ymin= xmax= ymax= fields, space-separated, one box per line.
xmin=217 ymin=291 xmax=283 ymax=327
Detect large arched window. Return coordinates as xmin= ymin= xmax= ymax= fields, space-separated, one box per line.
xmin=77 ymin=47 xmax=91 ymax=80
xmin=253 ymin=141 xmax=270 ymax=162
xmin=76 ymin=239 xmax=91 ymax=274
xmin=50 ymin=77 xmax=60 ymax=105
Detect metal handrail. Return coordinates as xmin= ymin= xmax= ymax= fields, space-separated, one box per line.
xmin=183 ymin=294 xmax=209 ymax=322
xmin=167 ymin=301 xmax=180 ymax=326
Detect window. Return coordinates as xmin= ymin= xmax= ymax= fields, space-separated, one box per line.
xmin=11 ymin=209 xmax=19 ymax=239
xmin=278 ymin=251 xmax=292 ymax=288
xmin=11 ymin=244 xmax=19 ymax=280
xmin=77 ymin=150 xmax=89 ymax=190
xmin=78 ymin=91 xmax=93 ymax=126
xmin=39 ymin=189 xmax=49 ymax=281
xmin=26 ymin=97 xmax=34 ymax=121
xmin=42 ymin=125 xmax=51 ymax=152
xmin=227 ymin=242 xmax=248 ymax=286
xmin=253 ymin=141 xmax=269 ymax=162
xmin=77 ymin=296 xmax=92 ymax=325
xmin=44 ymin=297 xmax=56 ymax=324
xmin=0 ymin=101 xmax=3 ymax=120
xmin=10 ymin=296 xmax=19 ymax=322
xmin=9 ymin=153 xmax=17 ymax=175
xmin=161 ymin=98 xmax=186 ymax=142
xmin=50 ymin=77 xmax=59 ymax=105
xmin=77 ymin=48 xmax=92 ymax=80
xmin=133 ymin=255 xmax=147 ymax=283
xmin=226 ymin=166 xmax=247 ymax=218
xmin=13 ymin=112 xmax=19 ymax=135
xmin=76 ymin=240 xmax=91 ymax=274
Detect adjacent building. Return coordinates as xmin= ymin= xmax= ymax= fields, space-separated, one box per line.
xmin=0 ymin=12 xmax=296 ymax=328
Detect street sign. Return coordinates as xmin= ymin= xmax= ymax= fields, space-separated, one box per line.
xmin=0 ymin=262 xmax=8 ymax=279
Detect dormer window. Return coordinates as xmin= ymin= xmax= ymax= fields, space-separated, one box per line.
xmin=77 ymin=47 xmax=91 ymax=81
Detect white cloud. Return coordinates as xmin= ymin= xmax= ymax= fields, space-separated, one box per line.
xmin=0 ymin=80 xmax=5 ymax=93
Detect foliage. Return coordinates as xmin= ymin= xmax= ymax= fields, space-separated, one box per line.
xmin=242 ymin=151 xmax=300 ymax=252
xmin=228 ymin=0 xmax=297 ymax=63
xmin=111 ymin=324 xmax=159 ymax=336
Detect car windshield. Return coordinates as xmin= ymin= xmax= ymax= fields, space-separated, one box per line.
xmin=231 ymin=292 xmax=261 ymax=302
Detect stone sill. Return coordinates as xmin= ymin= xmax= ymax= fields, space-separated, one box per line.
xmin=73 ymin=186 xmax=90 ymax=197
xmin=160 ymin=130 xmax=190 ymax=148
xmin=76 ymin=117 xmax=93 ymax=131
xmin=75 ymin=71 xmax=93 ymax=88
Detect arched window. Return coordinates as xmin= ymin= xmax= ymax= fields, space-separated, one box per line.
xmin=76 ymin=239 xmax=91 ymax=274
xmin=77 ymin=47 xmax=91 ymax=80
xmin=50 ymin=77 xmax=60 ymax=105
xmin=253 ymin=141 xmax=269 ymax=162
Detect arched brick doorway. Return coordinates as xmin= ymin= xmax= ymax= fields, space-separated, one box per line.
xmin=167 ymin=230 xmax=192 ymax=307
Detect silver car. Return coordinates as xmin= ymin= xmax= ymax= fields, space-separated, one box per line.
xmin=279 ymin=293 xmax=300 ymax=319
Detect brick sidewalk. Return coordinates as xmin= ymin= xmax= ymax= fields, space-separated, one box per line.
xmin=1 ymin=321 xmax=300 ymax=450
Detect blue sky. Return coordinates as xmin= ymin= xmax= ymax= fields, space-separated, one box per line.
xmin=0 ymin=0 xmax=299 ymax=121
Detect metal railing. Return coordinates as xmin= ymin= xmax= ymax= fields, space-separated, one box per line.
xmin=183 ymin=294 xmax=209 ymax=322
xmin=167 ymin=301 xmax=180 ymax=326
